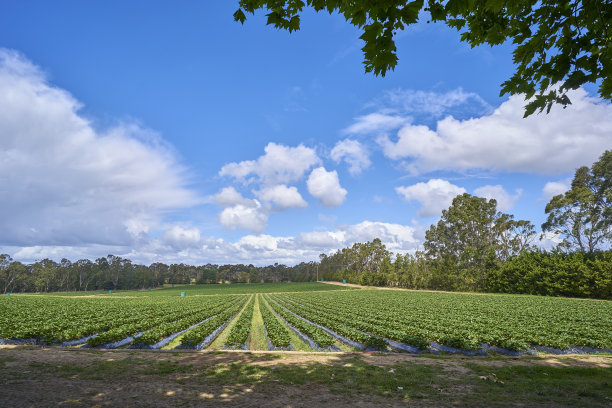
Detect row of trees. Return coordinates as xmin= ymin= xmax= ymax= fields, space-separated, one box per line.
xmin=0 ymin=254 xmax=321 ymax=294
xmin=318 ymin=151 xmax=612 ymax=298
xmin=1 ymin=151 xmax=610 ymax=298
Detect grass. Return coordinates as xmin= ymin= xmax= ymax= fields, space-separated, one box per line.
xmin=26 ymin=282 xmax=350 ymax=297
xmin=248 ymin=295 xmax=269 ymax=351
xmin=463 ymin=363 xmax=612 ymax=406
xmin=207 ymin=295 xmax=253 ymax=350
xmin=0 ymin=356 xmax=16 ymax=366
xmin=259 ymin=294 xmax=313 ymax=351
xmin=202 ymin=357 xmax=442 ymax=400
xmin=2 ymin=348 xmax=611 ymax=406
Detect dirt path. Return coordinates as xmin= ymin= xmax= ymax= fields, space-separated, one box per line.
xmin=1 ymin=346 xmax=610 ymax=407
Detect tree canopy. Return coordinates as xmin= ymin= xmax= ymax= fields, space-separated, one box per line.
xmin=234 ymin=0 xmax=612 ymax=116
xmin=423 ymin=193 xmax=535 ymax=290
xmin=543 ymin=150 xmax=612 ymax=253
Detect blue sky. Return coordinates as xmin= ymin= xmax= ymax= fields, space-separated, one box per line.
xmin=1 ymin=1 xmax=611 ymax=265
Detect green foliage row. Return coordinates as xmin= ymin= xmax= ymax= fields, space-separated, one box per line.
xmin=180 ymin=297 xmax=248 ymax=347
xmin=278 ymin=290 xmax=612 ymax=351
xmin=275 ymin=294 xmax=424 ymax=349
xmin=87 ymin=296 xmax=241 ymax=347
xmin=488 ymin=251 xmax=612 ymax=299
xmin=225 ymin=296 xmax=255 ymax=347
xmin=264 ymin=295 xmax=335 ymax=347
xmin=0 ymin=295 xmax=239 ymax=345
xmin=258 ymin=295 xmax=291 ymax=348
xmin=271 ymin=295 xmax=387 ymax=349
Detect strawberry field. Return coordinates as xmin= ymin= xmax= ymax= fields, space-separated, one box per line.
xmin=1 ymin=283 xmax=610 ymax=354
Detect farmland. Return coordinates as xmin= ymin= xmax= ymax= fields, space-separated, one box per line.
xmin=1 ymin=283 xmax=611 ymax=354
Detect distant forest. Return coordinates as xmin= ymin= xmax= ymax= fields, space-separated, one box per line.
xmin=1 ymin=151 xmax=610 ymax=299
xmin=0 ymin=244 xmax=610 ymax=300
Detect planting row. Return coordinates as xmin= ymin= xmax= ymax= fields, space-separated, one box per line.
xmin=273 ymin=291 xmax=612 ymax=351
xmin=0 ymin=295 xmax=242 ymax=345
xmin=2 ymin=289 xmax=610 ymax=353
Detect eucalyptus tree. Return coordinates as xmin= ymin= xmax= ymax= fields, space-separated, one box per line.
xmin=424 ymin=193 xmax=535 ymax=290
xmin=1 ymin=254 xmax=26 ymax=294
xmin=543 ymin=150 xmax=612 ymax=253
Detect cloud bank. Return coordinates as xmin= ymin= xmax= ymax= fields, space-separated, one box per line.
xmin=0 ymin=49 xmax=198 ymax=247
xmin=377 ymin=89 xmax=612 ymax=175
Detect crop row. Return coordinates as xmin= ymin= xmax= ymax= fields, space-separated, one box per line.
xmin=0 ymin=295 xmax=242 ymax=345
xmin=264 ymin=295 xmax=335 ymax=347
xmin=225 ymin=296 xmax=255 ymax=347
xmin=180 ymin=297 xmax=248 ymax=347
xmin=270 ymin=295 xmax=386 ymax=349
xmin=258 ymin=295 xmax=290 ymax=348
xmin=88 ymin=296 xmax=243 ymax=347
xmin=276 ymin=291 xmax=612 ymax=351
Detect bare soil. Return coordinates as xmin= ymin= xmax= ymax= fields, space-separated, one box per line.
xmin=1 ymin=345 xmax=610 ymax=407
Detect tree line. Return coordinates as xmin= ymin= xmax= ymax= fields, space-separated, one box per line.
xmin=1 ymin=151 xmax=610 ymax=298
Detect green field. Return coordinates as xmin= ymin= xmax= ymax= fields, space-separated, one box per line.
xmin=1 ymin=283 xmax=610 ymax=354
xmin=31 ymin=281 xmax=346 ymax=297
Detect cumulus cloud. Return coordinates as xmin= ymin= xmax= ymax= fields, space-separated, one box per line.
xmin=473 ymin=185 xmax=522 ymax=212
xmin=396 ymin=179 xmax=466 ymax=218
xmin=219 ymin=220 xmax=419 ymax=264
xmin=218 ymin=201 xmax=268 ymax=233
xmin=296 ymin=231 xmax=344 ymax=249
xmin=214 ymin=186 xmax=252 ymax=207
xmin=161 ymin=226 xmax=201 ymax=249
xmin=343 ymin=88 xmax=491 ymax=136
xmin=542 ymin=179 xmax=571 ymax=200
xmin=537 ymin=231 xmax=565 ymax=251
xmin=0 ymin=49 xmax=198 ymax=247
xmin=307 ymin=167 xmax=348 ymax=207
xmin=254 ymin=184 xmax=307 ymax=210
xmin=330 ymin=139 xmax=371 ymax=176
xmin=378 ymin=89 xmax=612 ymax=175
xmin=5 ymin=218 xmax=423 ymax=266
xmin=219 ymin=142 xmax=320 ymax=185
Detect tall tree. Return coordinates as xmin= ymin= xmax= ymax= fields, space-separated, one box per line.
xmin=235 ymin=0 xmax=611 ymax=115
xmin=542 ymin=150 xmax=612 ymax=253
xmin=424 ymin=193 xmax=535 ymax=290
xmin=1 ymin=255 xmax=26 ymax=294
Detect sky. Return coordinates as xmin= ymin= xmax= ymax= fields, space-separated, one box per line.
xmin=1 ymin=1 xmax=611 ymax=266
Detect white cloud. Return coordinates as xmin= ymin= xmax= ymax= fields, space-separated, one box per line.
xmin=219 ymin=142 xmax=320 ymax=185
xmin=473 ymin=185 xmax=522 ymax=212
xmin=340 ymin=221 xmax=419 ymax=252
xmin=254 ymin=184 xmax=307 ymax=210
xmin=296 ymin=231 xmax=344 ymax=249
xmin=396 ymin=179 xmax=466 ymax=217
xmin=542 ymin=179 xmax=571 ymax=200
xmin=214 ymin=186 xmax=252 ymax=207
xmin=161 ymin=226 xmax=201 ymax=249
xmin=537 ymin=231 xmax=565 ymax=251
xmin=342 ymin=113 xmax=410 ymax=135
xmin=307 ymin=167 xmax=348 ymax=207
xmin=218 ymin=220 xmax=419 ymax=265
xmin=218 ymin=201 xmax=268 ymax=233
xmin=378 ymin=89 xmax=612 ymax=175
xmin=330 ymin=139 xmax=371 ymax=175
xmin=5 ymin=219 xmax=422 ymax=266
xmin=343 ymin=88 xmax=492 ymax=136
xmin=377 ymin=88 xmax=492 ymax=118
xmin=0 ymin=49 xmax=198 ymax=247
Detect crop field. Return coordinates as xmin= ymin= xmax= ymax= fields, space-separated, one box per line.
xmin=1 ymin=283 xmax=611 ymax=354
xmin=34 ymin=281 xmax=344 ymax=297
